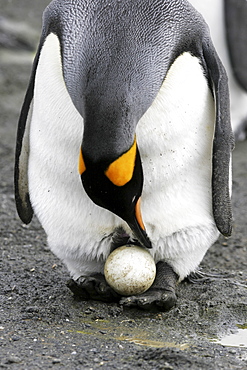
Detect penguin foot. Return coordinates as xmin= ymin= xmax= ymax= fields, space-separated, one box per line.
xmin=120 ymin=261 xmax=178 ymax=311
xmin=67 ymin=274 xmax=120 ymax=302
xmin=120 ymin=287 xmax=177 ymax=311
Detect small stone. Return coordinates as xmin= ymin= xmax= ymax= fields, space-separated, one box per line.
xmin=52 ymin=358 xmax=61 ymax=364
xmin=25 ymin=306 xmax=39 ymax=313
xmin=84 ymin=307 xmax=95 ymax=314
xmin=11 ymin=336 xmax=20 ymax=341
xmin=163 ymin=363 xmax=174 ymax=370
xmin=6 ymin=356 xmax=22 ymax=364
xmin=90 ymin=348 xmax=97 ymax=353
xmin=228 ymin=349 xmax=237 ymax=354
xmin=107 ymin=305 xmax=123 ymax=317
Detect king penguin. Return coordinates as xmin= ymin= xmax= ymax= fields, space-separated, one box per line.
xmin=188 ymin=0 xmax=247 ymax=140
xmin=15 ymin=0 xmax=234 ymax=310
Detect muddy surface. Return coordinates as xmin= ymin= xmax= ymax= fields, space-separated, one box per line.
xmin=0 ymin=1 xmax=247 ymax=369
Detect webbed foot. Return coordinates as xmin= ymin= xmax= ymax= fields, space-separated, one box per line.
xmin=120 ymin=261 xmax=178 ymax=311
xmin=67 ymin=273 xmax=120 ymax=302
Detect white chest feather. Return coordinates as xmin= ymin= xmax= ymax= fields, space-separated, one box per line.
xmin=138 ymin=52 xmax=215 ymax=237
xmin=28 ymin=34 xmax=219 ymax=279
xmin=29 ymin=34 xmax=122 ymax=268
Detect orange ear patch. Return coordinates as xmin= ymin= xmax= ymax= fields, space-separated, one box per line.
xmin=78 ymin=148 xmax=86 ymax=175
xmin=105 ymin=138 xmax=137 ymax=186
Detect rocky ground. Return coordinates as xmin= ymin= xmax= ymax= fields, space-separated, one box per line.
xmin=0 ymin=1 xmax=246 ymax=369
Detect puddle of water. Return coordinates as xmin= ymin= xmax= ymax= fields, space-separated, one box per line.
xmin=70 ymin=317 xmax=189 ymax=350
xmin=237 ymin=324 xmax=247 ymax=330
xmin=214 ymin=328 xmax=247 ymax=348
xmin=118 ymin=336 xmax=189 ymax=349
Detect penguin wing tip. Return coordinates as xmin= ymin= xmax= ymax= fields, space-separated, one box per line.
xmin=17 ymin=208 xmax=33 ymax=225
xmin=15 ymin=193 xmax=33 ymax=225
xmin=218 ymin=223 xmax=233 ymax=238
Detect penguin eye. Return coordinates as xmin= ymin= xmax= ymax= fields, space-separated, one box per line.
xmin=105 ymin=138 xmax=137 ymax=186
xmin=78 ymin=148 xmax=86 ymax=175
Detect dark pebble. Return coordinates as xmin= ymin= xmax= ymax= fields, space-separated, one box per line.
xmin=52 ymin=358 xmax=62 ymax=364
xmin=11 ymin=336 xmax=20 ymax=341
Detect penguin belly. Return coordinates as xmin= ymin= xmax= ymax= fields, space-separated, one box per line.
xmin=28 ymin=33 xmax=126 ymax=279
xmin=188 ymin=0 xmax=247 ymax=137
xmin=137 ymin=52 xmax=220 ymax=280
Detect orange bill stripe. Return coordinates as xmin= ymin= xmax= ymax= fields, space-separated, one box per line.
xmin=135 ymin=197 xmax=145 ymax=230
xmin=105 ymin=138 xmax=137 ymax=186
xmin=78 ymin=148 xmax=86 ymax=175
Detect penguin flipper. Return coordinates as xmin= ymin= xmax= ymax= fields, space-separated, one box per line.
xmin=14 ymin=45 xmax=43 ymax=224
xmin=203 ymin=40 xmax=234 ymax=237
xmin=225 ymin=0 xmax=247 ymax=91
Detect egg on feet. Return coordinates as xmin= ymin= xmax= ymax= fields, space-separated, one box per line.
xmin=104 ymin=245 xmax=156 ymax=296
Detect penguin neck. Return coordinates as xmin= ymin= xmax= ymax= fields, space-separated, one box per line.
xmin=82 ymin=117 xmax=136 ymax=163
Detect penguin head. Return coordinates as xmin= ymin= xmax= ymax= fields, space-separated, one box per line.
xmin=79 ymin=137 xmax=152 ymax=249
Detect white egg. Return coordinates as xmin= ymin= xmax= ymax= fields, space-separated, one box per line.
xmin=104 ymin=245 xmax=156 ymax=296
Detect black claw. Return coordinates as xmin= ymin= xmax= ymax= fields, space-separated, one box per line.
xmin=67 ymin=274 xmax=120 ymax=302
xmin=67 ymin=278 xmax=90 ymax=299
xmin=120 ymin=289 xmax=177 ymax=312
xmin=120 ymin=262 xmax=178 ymax=311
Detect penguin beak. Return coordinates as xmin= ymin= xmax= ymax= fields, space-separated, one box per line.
xmin=79 ymin=142 xmax=151 ymax=248
xmin=128 ymin=197 xmax=152 ymax=249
